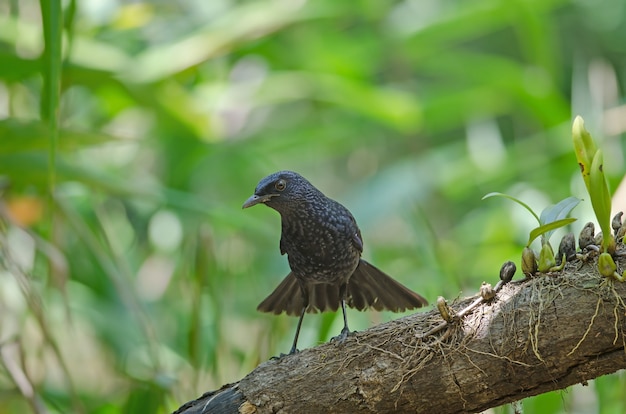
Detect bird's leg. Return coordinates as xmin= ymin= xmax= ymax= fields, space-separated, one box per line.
xmin=338 ymin=297 xmax=350 ymax=339
xmin=332 ymin=283 xmax=350 ymax=343
xmin=287 ymin=287 xmax=309 ymax=355
xmin=289 ymin=305 xmax=306 ymax=355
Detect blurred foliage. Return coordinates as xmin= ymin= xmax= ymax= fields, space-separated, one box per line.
xmin=0 ymin=0 xmax=625 ymax=412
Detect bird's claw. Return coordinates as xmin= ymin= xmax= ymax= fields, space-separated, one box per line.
xmin=270 ymin=349 xmax=299 ymax=360
xmin=331 ymin=327 xmax=351 ymax=344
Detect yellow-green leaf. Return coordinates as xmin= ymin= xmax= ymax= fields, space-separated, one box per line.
xmin=527 ymin=218 xmax=577 ymax=246
xmin=572 ymin=116 xmax=597 ymax=191
xmin=589 ymin=150 xmax=612 ymax=251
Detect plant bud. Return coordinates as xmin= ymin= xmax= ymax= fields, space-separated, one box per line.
xmin=617 ymin=225 xmax=626 ymax=243
xmin=557 ymin=233 xmax=576 ymax=263
xmin=522 ymin=247 xmax=538 ymax=276
xmin=436 ymin=296 xmax=453 ymax=322
xmin=612 ymin=212 xmax=623 ymax=236
xmin=598 ymin=252 xmax=617 ymax=278
xmin=579 ymin=222 xmax=595 ymax=250
xmin=537 ymin=243 xmax=556 ymax=273
xmin=480 ymin=282 xmax=495 ymax=300
xmin=499 ymin=261 xmax=516 ymax=283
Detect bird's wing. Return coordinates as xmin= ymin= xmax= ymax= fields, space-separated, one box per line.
xmin=352 ymin=228 xmax=364 ymax=253
xmin=279 ymin=221 xmax=287 ymax=255
xmin=345 ymin=211 xmax=364 ymax=253
xmin=347 ymin=259 xmax=428 ymax=311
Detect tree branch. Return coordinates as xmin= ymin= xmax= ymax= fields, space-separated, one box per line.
xmin=174 ymin=256 xmax=626 ymax=414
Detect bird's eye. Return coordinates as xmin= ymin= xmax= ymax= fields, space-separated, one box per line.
xmin=275 ymin=179 xmax=286 ymax=191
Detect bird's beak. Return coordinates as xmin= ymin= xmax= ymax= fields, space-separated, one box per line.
xmin=242 ymin=194 xmax=276 ymax=209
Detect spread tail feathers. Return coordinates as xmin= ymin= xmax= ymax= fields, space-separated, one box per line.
xmin=347 ymin=259 xmax=428 ymax=311
xmin=257 ymin=260 xmax=428 ymax=316
xmin=257 ymin=273 xmax=341 ymax=316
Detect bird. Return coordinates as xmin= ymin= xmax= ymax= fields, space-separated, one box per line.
xmin=243 ymin=170 xmax=428 ymax=355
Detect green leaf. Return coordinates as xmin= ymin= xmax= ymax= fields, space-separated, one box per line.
xmin=257 ymin=72 xmax=423 ymax=132
xmin=538 ymin=196 xmax=581 ymax=241
xmin=39 ymin=0 xmax=64 ymax=198
xmin=528 ymin=217 xmax=577 ymax=246
xmin=0 ymin=119 xmax=117 ymax=154
xmin=482 ymin=192 xmax=541 ymax=224
xmin=589 ymin=150 xmax=613 ymax=251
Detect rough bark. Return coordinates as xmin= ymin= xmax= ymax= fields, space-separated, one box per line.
xmin=174 ymin=256 xmax=626 ymax=414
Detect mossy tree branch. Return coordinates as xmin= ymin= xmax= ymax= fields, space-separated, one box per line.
xmin=174 ymin=255 xmax=626 ymax=414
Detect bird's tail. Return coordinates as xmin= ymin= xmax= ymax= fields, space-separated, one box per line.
xmin=347 ymin=259 xmax=428 ymax=312
xmin=257 ymin=272 xmax=343 ymax=316
xmin=257 ymin=261 xmax=428 ymax=316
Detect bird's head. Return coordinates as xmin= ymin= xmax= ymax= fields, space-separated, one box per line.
xmin=242 ymin=171 xmax=319 ymax=212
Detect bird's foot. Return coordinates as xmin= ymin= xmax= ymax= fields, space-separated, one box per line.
xmin=331 ymin=327 xmax=351 ymax=344
xmin=270 ymin=348 xmax=299 ymax=360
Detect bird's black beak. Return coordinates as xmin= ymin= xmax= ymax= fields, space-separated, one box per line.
xmin=242 ymin=194 xmax=276 ymax=209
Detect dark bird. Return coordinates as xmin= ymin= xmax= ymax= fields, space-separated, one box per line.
xmin=243 ymin=171 xmax=428 ymax=354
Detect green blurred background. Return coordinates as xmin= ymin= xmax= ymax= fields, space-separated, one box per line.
xmin=1 ymin=0 xmax=625 ymax=412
